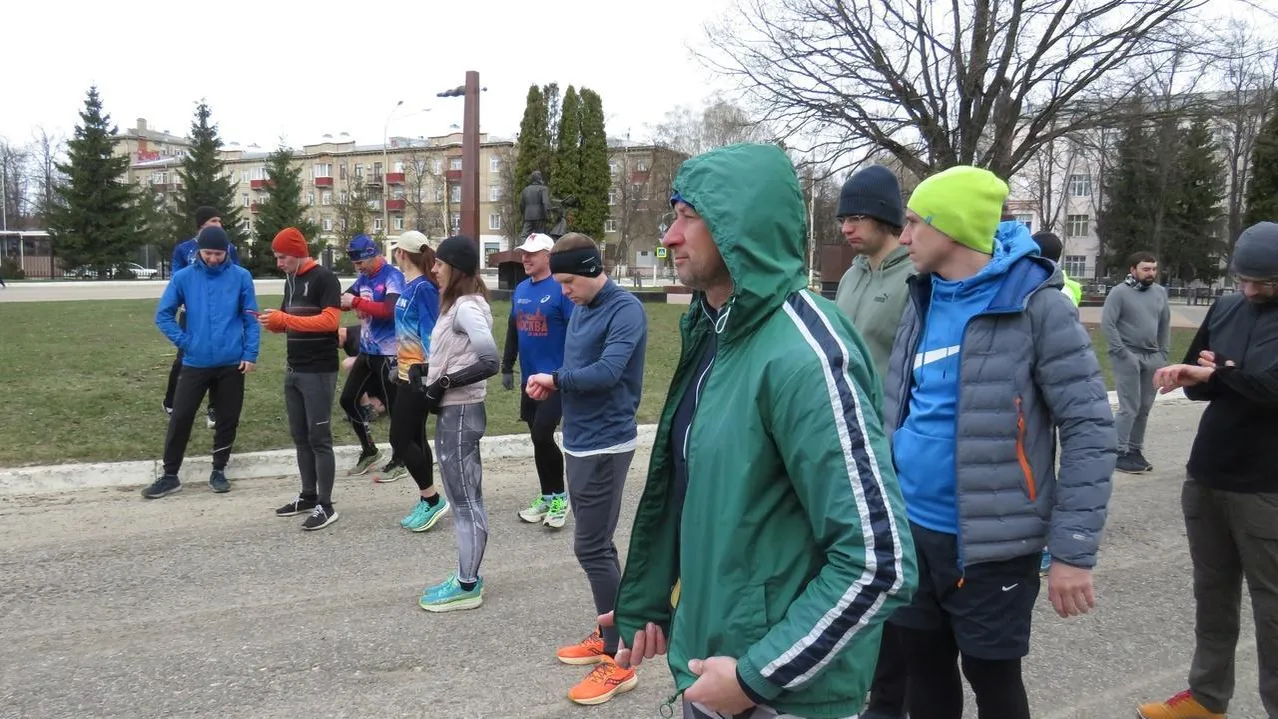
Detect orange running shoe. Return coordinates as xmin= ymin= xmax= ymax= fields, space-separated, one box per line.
xmin=1137 ymin=690 xmax=1226 ymax=719
xmin=556 ymin=628 xmax=605 ymax=665
xmin=567 ymin=656 xmax=638 ymax=706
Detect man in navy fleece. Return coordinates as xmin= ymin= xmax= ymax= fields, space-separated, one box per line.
xmin=526 ymin=232 xmax=648 ymax=705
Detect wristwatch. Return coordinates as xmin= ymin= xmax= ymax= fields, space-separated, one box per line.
xmin=438 ymin=374 xmax=453 ymax=389
xmin=550 ymin=370 xmax=560 ymax=389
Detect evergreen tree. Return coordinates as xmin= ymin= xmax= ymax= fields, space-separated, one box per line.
xmin=1097 ymin=115 xmax=1158 ymax=278
xmin=252 ymin=147 xmax=321 ymax=275
xmin=576 ymin=88 xmax=611 ymax=244
xmin=513 ymin=85 xmax=552 ymax=222
xmin=1244 ymin=98 xmax=1278 ymax=228
xmin=47 ymin=86 xmax=140 ymax=274
xmin=1165 ymin=118 xmax=1226 ymax=283
xmin=134 ymin=189 xmax=181 ymax=269
xmin=553 ymin=86 xmax=583 ymax=204
xmin=543 ymin=82 xmax=562 ymax=151
xmin=171 ymin=101 xmax=245 ymax=250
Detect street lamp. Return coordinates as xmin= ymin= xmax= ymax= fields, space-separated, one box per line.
xmin=437 ymin=73 xmax=487 ymax=244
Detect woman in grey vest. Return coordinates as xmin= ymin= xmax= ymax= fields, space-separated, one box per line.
xmin=414 ymin=235 xmax=500 ymax=612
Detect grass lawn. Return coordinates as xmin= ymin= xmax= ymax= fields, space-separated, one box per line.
xmin=0 ymin=297 xmax=1197 ymax=468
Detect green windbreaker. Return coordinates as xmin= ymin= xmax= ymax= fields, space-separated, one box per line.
xmin=613 ymin=143 xmax=917 ymax=719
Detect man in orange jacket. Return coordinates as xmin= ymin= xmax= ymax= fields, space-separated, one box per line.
xmin=259 ymin=227 xmax=345 ymax=531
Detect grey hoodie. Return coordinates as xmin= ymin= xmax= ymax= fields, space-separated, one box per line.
xmin=834 ymin=244 xmax=915 ymax=379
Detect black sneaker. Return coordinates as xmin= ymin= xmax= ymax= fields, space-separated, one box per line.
xmin=276 ymin=495 xmax=318 ymax=517
xmin=302 ymin=504 xmax=339 ymax=531
xmin=1131 ymin=451 xmax=1154 ymax=472
xmin=142 ymin=474 xmax=182 ymax=499
xmin=209 ymin=469 xmax=231 ymax=493
xmin=1115 ymin=452 xmax=1146 ymax=474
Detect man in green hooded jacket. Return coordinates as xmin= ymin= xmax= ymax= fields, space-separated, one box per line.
xmin=605 ymin=143 xmax=917 ymax=719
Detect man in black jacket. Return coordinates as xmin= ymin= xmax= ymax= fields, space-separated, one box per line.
xmin=519 ymin=171 xmax=551 ymax=239
xmin=1141 ymin=221 xmax=1278 ymax=719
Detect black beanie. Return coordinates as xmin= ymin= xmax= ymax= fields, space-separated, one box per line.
xmin=197 ymin=226 xmax=230 ymax=252
xmin=1031 ymin=231 xmax=1063 ymax=263
xmin=837 ymin=165 xmax=904 ymax=228
xmin=436 ymin=235 xmax=480 ymax=275
xmin=1231 ymin=221 xmax=1278 ymax=278
xmin=195 ymin=206 xmax=219 ymax=229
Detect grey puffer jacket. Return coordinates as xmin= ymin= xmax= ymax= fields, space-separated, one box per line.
xmin=883 ymin=256 xmax=1116 ymax=569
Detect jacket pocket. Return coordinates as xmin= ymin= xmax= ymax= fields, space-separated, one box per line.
xmin=717 ymin=583 xmax=769 ymax=658
xmin=1015 ymin=396 xmax=1037 ymax=501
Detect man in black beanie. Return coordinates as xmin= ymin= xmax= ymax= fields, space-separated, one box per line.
xmin=1141 ymin=221 xmax=1278 ymax=719
xmin=832 ymin=166 xmax=912 ymax=719
xmin=165 ymin=206 xmax=241 ymax=425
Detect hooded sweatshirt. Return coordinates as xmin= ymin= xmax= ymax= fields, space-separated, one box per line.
xmin=834 ymin=245 xmax=915 ymax=378
xmin=892 ymin=222 xmax=1040 ymax=534
xmin=156 ymin=255 xmax=260 ymax=367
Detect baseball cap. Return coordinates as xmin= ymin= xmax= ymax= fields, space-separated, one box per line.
xmin=517 ymin=233 xmax=555 ymax=253
xmin=391 ymin=230 xmax=432 ymax=254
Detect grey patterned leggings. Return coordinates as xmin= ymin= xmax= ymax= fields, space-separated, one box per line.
xmin=434 ymin=402 xmax=488 ymax=584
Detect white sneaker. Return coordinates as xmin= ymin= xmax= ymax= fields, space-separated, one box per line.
xmin=543 ymin=495 xmax=570 ymax=529
xmin=518 ymin=496 xmax=551 ymax=523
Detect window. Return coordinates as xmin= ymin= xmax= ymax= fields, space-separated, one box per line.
xmin=604 ymin=219 xmax=618 ymax=233
xmin=394 ymin=161 xmax=404 ymax=173
xmin=1066 ymin=214 xmax=1089 ymax=237
xmin=636 ymin=159 xmax=649 ymax=172
xmin=307 ymin=192 xmax=315 ymax=206
xmin=250 ymin=167 xmax=268 ymax=181
xmin=449 ymin=157 xmax=463 ymax=171
xmin=1068 ymin=174 xmax=1092 ymax=197
xmin=393 ymin=217 xmax=404 ymax=231
xmin=433 ymin=159 xmax=443 ymax=174
xmin=489 ymin=185 xmax=501 ymax=202
xmin=609 ymin=159 xmax=618 ymax=175
xmin=242 ymin=193 xmax=250 ymax=208
xmin=434 ymin=185 xmax=444 ymax=203
xmin=340 ymin=192 xmax=348 ymax=205
xmin=355 ymin=164 xmax=364 ymax=177
xmin=240 ymin=219 xmax=251 ymax=231
xmin=322 ymin=191 xmax=332 ymax=206
xmin=340 ymin=218 xmax=347 ymax=231
xmin=489 ymin=213 xmax=502 ymax=231
xmin=373 ymin=218 xmax=384 ymax=232
xmin=489 ymin=156 xmax=501 ymax=172
xmin=450 ymin=185 xmax=461 ymax=203
xmin=1063 ymin=255 xmax=1087 ymax=277
xmin=322 ymin=218 xmax=333 ymax=232
xmin=450 ymin=212 xmax=461 ymax=232
xmin=313 ymin=163 xmax=332 ymax=179
xmin=608 ymin=189 xmax=617 ymax=206
xmin=1015 ymin=214 xmax=1033 ymax=233
xmin=151 ymin=171 xmax=167 ymax=184
xmin=339 ymin=164 xmax=347 ymax=179
xmin=393 ymin=188 xmax=405 ymax=200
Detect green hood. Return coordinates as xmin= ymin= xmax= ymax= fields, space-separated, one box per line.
xmin=671 ymin=143 xmax=808 ymax=342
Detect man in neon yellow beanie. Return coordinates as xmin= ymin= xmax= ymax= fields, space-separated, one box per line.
xmin=880 ymin=165 xmax=1117 ymax=718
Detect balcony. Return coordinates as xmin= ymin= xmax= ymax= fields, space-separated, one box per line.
xmin=386 ymin=199 xmax=406 ymax=212
xmin=250 ymin=203 xmax=260 ymax=214
xmin=631 ymin=170 xmax=650 ymax=183
xmin=385 ymin=172 xmax=405 ymax=185
xmin=314 ymin=176 xmax=333 ymax=187
xmin=250 ymin=179 xmax=267 ymax=190
xmin=366 ymin=174 xmax=384 ymax=187
xmin=445 ymin=169 xmax=462 ymax=182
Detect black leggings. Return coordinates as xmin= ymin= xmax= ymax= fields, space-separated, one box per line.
xmin=521 ymin=393 xmax=564 ymax=495
xmin=898 ymin=625 xmax=1030 ymax=719
xmin=389 ymin=379 xmax=433 ymax=491
xmin=339 ymin=354 xmax=396 ymax=453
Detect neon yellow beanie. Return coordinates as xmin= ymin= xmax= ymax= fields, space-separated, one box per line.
xmin=906 ymin=166 xmax=1009 ymax=254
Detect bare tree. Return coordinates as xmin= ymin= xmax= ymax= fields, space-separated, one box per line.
xmin=701 ymin=0 xmax=1206 ymax=178
xmin=1212 ymin=22 xmax=1278 ymax=261
xmin=29 ymin=128 xmax=64 ymax=227
xmin=494 ymin=147 xmax=521 ymax=248
xmin=651 ymin=97 xmax=773 ymax=156
xmin=1 ymin=139 xmax=31 ymax=230
xmin=400 ymin=142 xmax=446 ymax=237
xmin=1014 ymin=129 xmax=1089 ymax=235
xmin=612 ymin=148 xmax=681 ymax=270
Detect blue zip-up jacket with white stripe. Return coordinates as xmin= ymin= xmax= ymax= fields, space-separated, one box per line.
xmin=614 ymin=143 xmax=917 ymax=719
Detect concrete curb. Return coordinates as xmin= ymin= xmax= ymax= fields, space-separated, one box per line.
xmin=0 ymin=390 xmax=1190 ymax=497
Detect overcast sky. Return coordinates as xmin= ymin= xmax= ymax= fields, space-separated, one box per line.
xmin=3 ymin=0 xmax=737 ymax=149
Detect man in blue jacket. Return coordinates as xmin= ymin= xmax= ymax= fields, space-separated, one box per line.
xmin=164 ymin=205 xmax=240 ymax=427
xmin=145 ymin=226 xmax=260 ymax=499
xmin=882 ymin=166 xmax=1116 ymax=718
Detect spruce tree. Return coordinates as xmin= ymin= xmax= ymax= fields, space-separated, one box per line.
xmin=134 ymin=189 xmax=181 ymax=268
xmin=553 ymin=87 xmax=583 ymax=205
xmin=513 ymin=85 xmax=552 ymax=226
xmin=1166 ymin=118 xmax=1226 ymax=283
xmin=1097 ymin=115 xmax=1158 ymax=278
xmin=1244 ymin=98 xmax=1278 ymax=228
xmin=171 ymin=101 xmax=244 ymax=250
xmin=576 ymin=88 xmax=611 ymax=244
xmin=252 ymin=147 xmax=321 ymax=275
xmin=48 ymin=86 xmax=139 ymax=274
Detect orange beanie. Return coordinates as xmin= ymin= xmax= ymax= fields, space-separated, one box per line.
xmin=271 ymin=227 xmax=310 ymax=257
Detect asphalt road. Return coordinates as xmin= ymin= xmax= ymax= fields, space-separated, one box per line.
xmin=0 ymin=401 xmax=1265 ymax=719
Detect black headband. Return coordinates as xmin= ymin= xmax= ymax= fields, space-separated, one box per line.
xmin=550 ymin=246 xmax=603 ymax=278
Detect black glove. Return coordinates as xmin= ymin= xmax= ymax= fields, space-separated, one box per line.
xmin=407 ymin=363 xmax=429 ymax=393
xmin=501 ymin=372 xmax=514 ymax=391
xmin=423 ymin=380 xmax=445 ymax=412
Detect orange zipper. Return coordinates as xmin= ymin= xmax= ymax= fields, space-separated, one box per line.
xmin=1015 ymin=396 xmax=1037 ymax=501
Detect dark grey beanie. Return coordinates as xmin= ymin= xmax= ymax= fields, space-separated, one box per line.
xmin=1231 ymin=222 xmax=1278 ymax=278
xmin=837 ymin=165 xmax=904 ymax=228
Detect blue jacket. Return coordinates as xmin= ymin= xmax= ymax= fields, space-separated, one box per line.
xmin=172 ymin=238 xmax=240 ymax=271
xmin=558 ymin=280 xmax=647 ymax=453
xmin=884 ymin=221 xmax=1116 ymax=570
xmin=156 ymin=256 xmax=261 ymax=367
